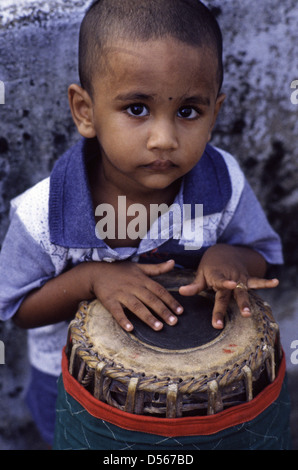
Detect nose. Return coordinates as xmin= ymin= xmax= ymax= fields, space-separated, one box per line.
xmin=147 ymin=118 xmax=178 ymax=152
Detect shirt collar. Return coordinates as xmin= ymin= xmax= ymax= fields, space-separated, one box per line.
xmin=49 ymin=138 xmax=231 ymax=248
xmin=49 ymin=138 xmax=104 ymax=248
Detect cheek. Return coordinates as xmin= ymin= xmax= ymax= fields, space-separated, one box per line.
xmin=96 ymin=113 xmax=135 ymax=145
xmin=99 ymin=135 xmax=136 ymax=170
xmin=99 ymin=122 xmax=145 ymax=164
xmin=179 ymin=135 xmax=206 ymax=168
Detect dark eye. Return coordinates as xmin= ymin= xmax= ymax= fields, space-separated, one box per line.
xmin=126 ymin=104 xmax=149 ymax=117
xmin=177 ymin=106 xmax=199 ymax=119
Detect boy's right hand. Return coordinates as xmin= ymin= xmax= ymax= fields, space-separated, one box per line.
xmin=88 ymin=260 xmax=184 ymax=332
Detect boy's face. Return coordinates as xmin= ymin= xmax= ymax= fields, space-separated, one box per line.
xmin=71 ymin=38 xmax=224 ymax=196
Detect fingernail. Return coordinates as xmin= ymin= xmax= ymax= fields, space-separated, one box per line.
xmin=169 ymin=315 xmax=177 ymax=324
xmin=242 ymin=307 xmax=251 ymax=316
xmin=216 ymin=319 xmax=223 ymax=327
xmin=176 ymin=306 xmax=183 ymax=314
xmin=154 ymin=321 xmax=163 ymax=329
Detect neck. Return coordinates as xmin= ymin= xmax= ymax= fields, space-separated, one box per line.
xmin=88 ymin=157 xmax=182 ymax=248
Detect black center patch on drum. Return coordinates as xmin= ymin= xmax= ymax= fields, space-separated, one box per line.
xmin=125 ymin=292 xmax=223 ymax=350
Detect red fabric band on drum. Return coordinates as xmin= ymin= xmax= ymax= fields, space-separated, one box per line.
xmin=60 ymin=347 xmax=286 ymax=437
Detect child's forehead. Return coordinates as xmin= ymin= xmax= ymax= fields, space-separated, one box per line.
xmin=93 ymin=38 xmax=218 ymax=90
xmin=101 ymin=37 xmax=216 ymax=62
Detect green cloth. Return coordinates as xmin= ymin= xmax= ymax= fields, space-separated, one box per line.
xmin=53 ymin=375 xmax=291 ymax=450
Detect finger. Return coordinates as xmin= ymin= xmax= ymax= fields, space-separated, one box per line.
xmin=103 ymin=299 xmax=135 ymax=332
xmin=247 ymin=277 xmax=279 ymax=289
xmin=179 ymin=271 xmax=206 ymax=296
xmin=123 ymin=294 xmax=165 ymax=331
xmin=138 ymin=290 xmax=179 ymax=326
xmin=206 ymin=272 xmax=237 ymax=292
xmin=148 ymin=281 xmax=184 ymax=317
xmin=221 ymin=279 xmax=238 ymax=290
xmin=137 ymin=259 xmax=175 ymax=276
xmin=233 ymin=285 xmax=251 ymax=317
xmin=179 ymin=283 xmax=201 ymax=296
xmin=135 ymin=261 xmax=184 ymax=316
xmin=212 ymin=289 xmax=231 ymax=329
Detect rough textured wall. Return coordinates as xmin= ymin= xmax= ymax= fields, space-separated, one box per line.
xmin=0 ymin=0 xmax=297 ymax=449
xmin=208 ymin=0 xmax=298 ymax=268
xmin=0 ymin=0 xmax=86 ymax=243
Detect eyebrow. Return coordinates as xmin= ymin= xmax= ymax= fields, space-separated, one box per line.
xmin=115 ymin=92 xmax=156 ymax=102
xmin=115 ymin=92 xmax=211 ymax=107
xmin=183 ymin=95 xmax=211 ymax=107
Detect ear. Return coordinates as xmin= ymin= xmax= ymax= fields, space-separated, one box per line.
xmin=68 ymin=84 xmax=97 ymax=138
xmin=208 ymin=92 xmax=226 ymax=141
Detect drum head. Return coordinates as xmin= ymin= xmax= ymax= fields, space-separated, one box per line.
xmin=125 ymin=291 xmax=222 ymax=350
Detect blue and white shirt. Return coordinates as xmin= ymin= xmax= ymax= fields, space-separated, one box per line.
xmin=0 ymin=138 xmax=283 ymax=376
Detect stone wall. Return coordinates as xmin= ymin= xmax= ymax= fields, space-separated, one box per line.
xmin=0 ymin=0 xmax=297 ymax=449
xmin=209 ymin=0 xmax=298 ymax=269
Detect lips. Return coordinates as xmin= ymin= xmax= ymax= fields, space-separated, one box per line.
xmin=144 ymin=160 xmax=176 ymax=171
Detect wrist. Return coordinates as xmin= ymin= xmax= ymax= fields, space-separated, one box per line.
xmin=79 ymin=260 xmax=114 ymax=298
xmin=71 ymin=261 xmax=102 ymax=299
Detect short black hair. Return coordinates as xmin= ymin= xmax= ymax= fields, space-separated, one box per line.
xmin=79 ymin=0 xmax=223 ymax=97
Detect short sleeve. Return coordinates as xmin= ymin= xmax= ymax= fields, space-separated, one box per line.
xmin=0 ymin=213 xmax=56 ymax=321
xmin=218 ymin=180 xmax=284 ymax=265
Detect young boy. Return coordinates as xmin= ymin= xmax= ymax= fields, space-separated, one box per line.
xmin=0 ymin=0 xmax=291 ymax=449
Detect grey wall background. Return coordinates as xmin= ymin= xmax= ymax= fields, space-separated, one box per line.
xmin=0 ymin=0 xmax=297 ymax=450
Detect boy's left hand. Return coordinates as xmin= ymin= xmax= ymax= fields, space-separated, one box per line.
xmin=179 ymin=244 xmax=279 ymax=329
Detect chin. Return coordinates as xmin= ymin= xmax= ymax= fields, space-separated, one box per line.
xmin=143 ymin=173 xmax=181 ymax=188
xmin=143 ymin=180 xmax=177 ymax=191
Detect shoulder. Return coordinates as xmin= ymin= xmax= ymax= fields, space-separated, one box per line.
xmin=212 ymin=145 xmax=246 ymax=201
xmin=11 ymin=177 xmax=50 ymax=216
xmin=10 ymin=177 xmax=50 ymax=241
xmin=212 ymin=146 xmax=245 ymax=185
xmin=183 ymin=145 xmax=245 ymax=215
xmin=8 ymin=177 xmax=70 ymax=270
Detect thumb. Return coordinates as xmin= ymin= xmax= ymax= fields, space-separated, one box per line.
xmin=137 ymin=259 xmax=175 ymax=276
xmin=179 ymin=270 xmax=206 ymax=296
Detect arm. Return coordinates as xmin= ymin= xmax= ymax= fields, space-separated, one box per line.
xmin=13 ymin=262 xmax=95 ymax=329
xmin=13 ymin=259 xmax=184 ymax=330
xmin=179 ymin=244 xmax=279 ymax=329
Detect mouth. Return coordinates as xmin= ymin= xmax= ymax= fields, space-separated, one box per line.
xmin=143 ymin=160 xmax=177 ymax=171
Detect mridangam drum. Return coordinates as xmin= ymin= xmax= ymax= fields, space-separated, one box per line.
xmin=66 ymin=271 xmax=281 ymax=419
